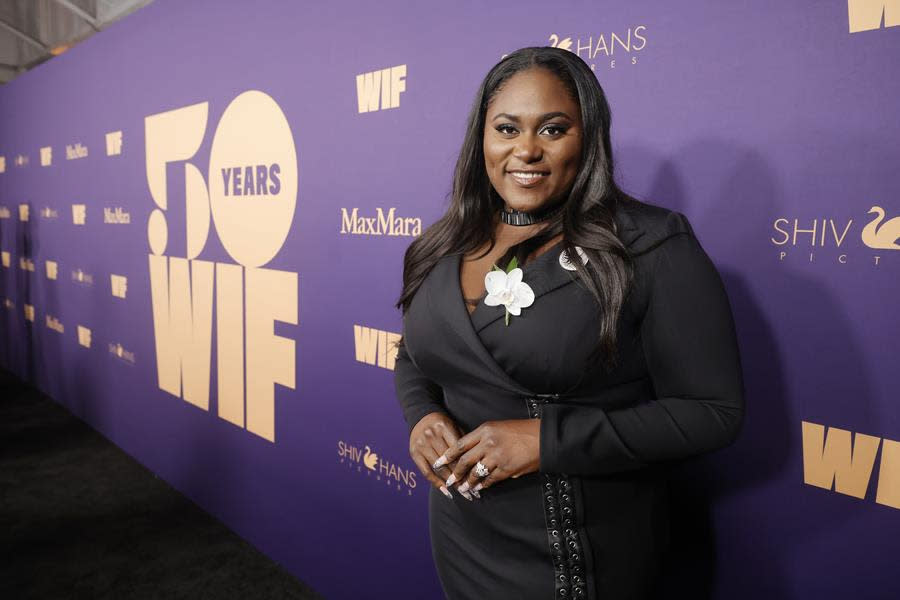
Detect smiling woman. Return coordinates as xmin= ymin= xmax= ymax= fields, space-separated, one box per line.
xmin=483 ymin=70 xmax=582 ymax=216
xmin=393 ymin=46 xmax=744 ymax=600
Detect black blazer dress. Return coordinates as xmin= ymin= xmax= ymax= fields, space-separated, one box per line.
xmin=394 ymin=198 xmax=745 ymax=600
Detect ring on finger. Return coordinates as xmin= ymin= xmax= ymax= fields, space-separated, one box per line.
xmin=474 ymin=461 xmax=490 ymax=478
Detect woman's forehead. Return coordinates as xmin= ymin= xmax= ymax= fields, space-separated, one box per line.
xmin=488 ymin=69 xmax=578 ymax=112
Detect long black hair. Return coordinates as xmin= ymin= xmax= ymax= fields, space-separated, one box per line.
xmin=395 ymin=46 xmax=636 ymax=372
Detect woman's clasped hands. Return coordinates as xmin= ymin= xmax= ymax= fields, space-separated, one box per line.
xmin=408 ymin=412 xmax=541 ymax=501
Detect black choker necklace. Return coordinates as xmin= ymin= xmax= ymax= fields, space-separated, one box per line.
xmin=499 ymin=202 xmax=565 ymax=226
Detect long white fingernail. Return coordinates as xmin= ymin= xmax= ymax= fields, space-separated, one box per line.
xmin=445 ymin=473 xmax=457 ymax=486
xmin=460 ymin=490 xmax=473 ymax=501
xmin=473 ymin=482 xmax=483 ymax=493
xmin=457 ymin=481 xmax=470 ymax=493
xmin=471 ymin=489 xmax=481 ymax=499
xmin=433 ymin=455 xmax=447 ymax=469
xmin=440 ymin=485 xmax=453 ymax=499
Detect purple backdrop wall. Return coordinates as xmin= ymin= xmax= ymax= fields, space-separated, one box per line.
xmin=1 ymin=1 xmax=898 ymax=598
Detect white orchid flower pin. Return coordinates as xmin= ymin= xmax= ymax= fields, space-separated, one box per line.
xmin=484 ymin=256 xmax=535 ymax=326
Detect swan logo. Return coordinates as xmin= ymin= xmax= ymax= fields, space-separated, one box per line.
xmin=363 ymin=445 xmax=379 ymax=470
xmin=861 ymin=206 xmax=900 ymax=250
xmin=503 ymin=27 xmax=648 ymax=71
xmin=337 ymin=440 xmax=418 ymax=496
xmin=144 ymin=90 xmax=298 ymax=443
xmin=849 ymin=0 xmax=899 ymax=33
xmin=770 ymin=205 xmax=898 ymax=265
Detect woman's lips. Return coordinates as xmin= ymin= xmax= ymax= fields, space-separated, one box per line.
xmin=507 ymin=171 xmax=549 ymax=187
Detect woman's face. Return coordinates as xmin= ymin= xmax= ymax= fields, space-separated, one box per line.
xmin=483 ymin=68 xmax=583 ymax=214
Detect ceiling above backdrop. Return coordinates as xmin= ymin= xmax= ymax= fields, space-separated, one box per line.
xmin=0 ymin=0 xmax=153 ymax=84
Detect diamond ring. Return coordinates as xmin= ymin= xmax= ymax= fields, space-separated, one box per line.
xmin=474 ymin=461 xmax=490 ymax=478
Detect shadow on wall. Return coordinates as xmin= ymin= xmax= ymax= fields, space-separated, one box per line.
xmin=0 ymin=219 xmax=7 ymax=366
xmin=16 ymin=207 xmax=37 ymax=384
xmin=618 ymin=138 xmax=877 ymax=599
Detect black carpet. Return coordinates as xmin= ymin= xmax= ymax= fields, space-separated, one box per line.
xmin=0 ymin=368 xmax=322 ymax=600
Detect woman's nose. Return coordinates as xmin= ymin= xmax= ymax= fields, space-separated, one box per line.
xmin=513 ymin=133 xmax=542 ymax=162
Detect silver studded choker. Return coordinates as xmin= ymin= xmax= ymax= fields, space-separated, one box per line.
xmin=499 ymin=201 xmax=565 ymax=226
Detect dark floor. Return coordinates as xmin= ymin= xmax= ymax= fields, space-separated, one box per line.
xmin=0 ymin=368 xmax=322 ymax=600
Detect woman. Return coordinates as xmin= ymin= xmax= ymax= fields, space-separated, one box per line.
xmin=393 ymin=46 xmax=744 ymax=600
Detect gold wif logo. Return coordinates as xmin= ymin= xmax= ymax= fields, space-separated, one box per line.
xmin=353 ymin=324 xmax=401 ymax=370
xmin=144 ymin=90 xmax=298 ymax=443
xmin=106 ymin=131 xmax=123 ymax=156
xmin=110 ymin=274 xmax=128 ymax=298
xmin=803 ymin=421 xmax=900 ymax=509
xmin=72 ymin=204 xmax=86 ymax=225
xmin=77 ymin=325 xmax=92 ymax=348
xmin=356 ymin=64 xmax=407 ymax=113
xmin=848 ymin=0 xmax=899 ymax=32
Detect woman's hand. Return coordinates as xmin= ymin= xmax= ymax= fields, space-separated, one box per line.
xmin=434 ymin=419 xmax=541 ymax=497
xmin=409 ymin=412 xmax=464 ymax=499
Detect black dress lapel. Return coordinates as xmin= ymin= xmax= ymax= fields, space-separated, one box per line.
xmin=468 ymin=240 xmax=577 ymax=333
xmin=422 ymin=202 xmax=642 ymax=397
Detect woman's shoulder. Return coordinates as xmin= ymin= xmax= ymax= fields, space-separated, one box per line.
xmin=615 ymin=197 xmax=696 ymax=256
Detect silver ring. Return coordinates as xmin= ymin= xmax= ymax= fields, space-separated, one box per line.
xmin=474 ymin=461 xmax=490 ymax=478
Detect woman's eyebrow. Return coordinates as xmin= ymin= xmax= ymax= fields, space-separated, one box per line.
xmin=491 ymin=111 xmax=573 ymax=122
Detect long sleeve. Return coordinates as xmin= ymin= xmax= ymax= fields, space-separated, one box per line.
xmin=539 ymin=218 xmax=745 ymax=476
xmin=394 ymin=334 xmax=447 ymax=437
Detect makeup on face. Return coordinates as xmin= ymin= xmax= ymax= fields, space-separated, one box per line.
xmin=483 ymin=68 xmax=583 ymax=215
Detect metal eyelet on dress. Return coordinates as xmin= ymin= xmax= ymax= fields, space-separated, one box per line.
xmin=525 ymin=392 xmax=587 ymax=599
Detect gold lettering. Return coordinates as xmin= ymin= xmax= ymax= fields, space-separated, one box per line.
xmin=802 ymin=421 xmax=880 ymax=499
xmin=875 ymin=439 xmax=900 ymax=509
xmin=771 ymin=218 xmax=790 ymax=245
xmin=356 ymin=70 xmax=382 ymax=113
xmin=632 ymin=25 xmax=648 ymax=51
xmin=848 ymin=0 xmax=900 ymax=33
xmin=354 ymin=325 xmax=379 ymax=365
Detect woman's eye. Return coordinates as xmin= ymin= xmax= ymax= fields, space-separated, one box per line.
xmin=495 ymin=124 xmax=567 ymax=136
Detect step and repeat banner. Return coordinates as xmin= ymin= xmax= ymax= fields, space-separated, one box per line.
xmin=1 ymin=1 xmax=898 ymax=598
